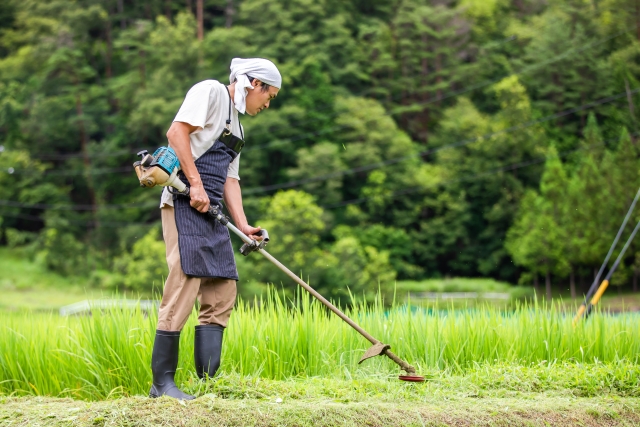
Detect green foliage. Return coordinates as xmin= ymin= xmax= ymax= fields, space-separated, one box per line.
xmin=287 ymin=142 xmax=345 ymax=205
xmin=239 ymin=190 xmax=328 ymax=290
xmin=430 ymin=76 xmax=544 ymax=279
xmin=239 ymin=191 xmax=398 ymax=300
xmin=326 ymin=235 xmax=396 ymax=299
xmin=0 ymin=0 xmax=639 ymax=299
xmin=4 ymin=228 xmax=36 ymax=248
xmin=365 ymin=0 xmax=472 ymax=141
xmin=37 ymin=228 xmax=87 ymax=276
xmin=113 ymin=226 xmax=167 ymax=293
xmin=507 ymin=115 xmax=640 ymax=294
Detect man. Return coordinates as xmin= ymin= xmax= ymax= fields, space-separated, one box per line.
xmin=150 ymin=58 xmax=281 ymax=400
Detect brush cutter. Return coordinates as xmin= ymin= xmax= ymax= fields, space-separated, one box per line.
xmin=133 ymin=146 xmax=425 ymax=382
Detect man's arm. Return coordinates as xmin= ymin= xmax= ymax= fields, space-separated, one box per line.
xmin=166 ymin=121 xmax=210 ymax=213
xmin=223 ymin=177 xmax=262 ymax=240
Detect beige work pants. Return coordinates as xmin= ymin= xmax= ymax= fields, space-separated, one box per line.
xmin=156 ymin=206 xmax=237 ymax=331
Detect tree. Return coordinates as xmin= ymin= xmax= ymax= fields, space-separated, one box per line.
xmin=241 ymin=190 xmax=329 ymax=291
xmin=604 ymin=127 xmax=640 ymax=292
xmin=429 ymin=75 xmax=544 ymax=280
xmin=113 ymin=226 xmax=167 ymax=292
xmin=538 ymin=146 xmax=574 ymax=297
xmin=513 ymin=6 xmax=610 ymax=137
xmin=505 ymin=145 xmax=573 ymax=300
xmin=565 ymin=152 xmax=609 ymax=279
xmin=363 ymin=0 xmax=472 ymax=142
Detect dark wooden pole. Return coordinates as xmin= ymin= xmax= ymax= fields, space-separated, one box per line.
xmin=197 ymin=0 xmax=203 ymax=40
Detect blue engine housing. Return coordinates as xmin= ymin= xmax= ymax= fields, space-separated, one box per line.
xmin=152 ymin=146 xmax=181 ymax=175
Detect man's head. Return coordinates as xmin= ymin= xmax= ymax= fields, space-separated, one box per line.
xmin=244 ymin=75 xmax=279 ymax=116
xmin=229 ymin=57 xmax=282 ymax=115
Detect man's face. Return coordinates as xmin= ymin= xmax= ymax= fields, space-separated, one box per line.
xmin=245 ymin=80 xmax=279 ymax=116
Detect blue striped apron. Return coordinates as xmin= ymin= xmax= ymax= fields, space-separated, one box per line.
xmin=173 ymin=89 xmax=243 ymax=279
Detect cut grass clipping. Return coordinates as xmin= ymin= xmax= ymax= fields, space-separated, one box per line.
xmin=0 ymin=289 xmax=639 ymax=400
xmin=3 ymin=394 xmax=640 ymax=427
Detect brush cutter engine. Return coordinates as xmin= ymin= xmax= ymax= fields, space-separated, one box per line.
xmin=133 ymin=147 xmax=189 ymax=195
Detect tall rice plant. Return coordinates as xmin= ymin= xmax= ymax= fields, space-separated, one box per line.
xmin=0 ymin=288 xmax=638 ymax=399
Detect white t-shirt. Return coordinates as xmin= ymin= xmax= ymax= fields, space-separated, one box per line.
xmin=160 ymin=80 xmax=243 ymax=208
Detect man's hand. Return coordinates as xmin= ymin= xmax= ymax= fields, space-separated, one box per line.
xmin=240 ymin=224 xmax=263 ymax=241
xmin=189 ymin=182 xmax=210 ymax=213
xmin=166 ymin=121 xmax=207 ymax=211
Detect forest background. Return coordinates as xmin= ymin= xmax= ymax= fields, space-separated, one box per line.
xmin=0 ymin=0 xmax=639 ymax=303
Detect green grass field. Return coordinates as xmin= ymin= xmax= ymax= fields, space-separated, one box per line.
xmin=0 ymin=248 xmax=143 ymax=312
xmin=1 ymin=298 xmax=639 ymax=425
xmin=0 ymin=248 xmax=98 ymax=312
xmin=1 ymin=289 xmax=639 ymax=400
xmin=3 ymin=250 xmax=640 ymax=425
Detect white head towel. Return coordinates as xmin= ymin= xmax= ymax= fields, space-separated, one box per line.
xmin=229 ymin=58 xmax=282 ymax=114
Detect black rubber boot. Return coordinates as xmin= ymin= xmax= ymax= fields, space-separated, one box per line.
xmin=149 ymin=330 xmax=195 ymax=400
xmin=194 ymin=324 xmax=224 ymax=379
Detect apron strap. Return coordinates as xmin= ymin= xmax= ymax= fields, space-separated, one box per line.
xmin=224 ymin=86 xmax=244 ymax=140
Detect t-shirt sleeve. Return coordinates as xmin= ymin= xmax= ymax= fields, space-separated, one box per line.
xmin=173 ymin=81 xmax=213 ymax=131
xmin=227 ymin=153 xmax=240 ymax=180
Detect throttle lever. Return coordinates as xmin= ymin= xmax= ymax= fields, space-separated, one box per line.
xmin=240 ymin=229 xmax=269 ymax=256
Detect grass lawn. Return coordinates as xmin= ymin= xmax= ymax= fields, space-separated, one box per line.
xmin=2 ymin=373 xmax=639 ymax=426
xmin=3 ymin=395 xmax=638 ymax=426
xmin=0 ymin=285 xmax=104 ymax=313
xmin=0 ymin=248 xmax=94 ymax=312
xmin=0 ymin=248 xmax=142 ymax=312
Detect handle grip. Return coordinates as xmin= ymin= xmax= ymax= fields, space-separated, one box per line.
xmin=239 ymin=228 xmax=270 ymax=256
